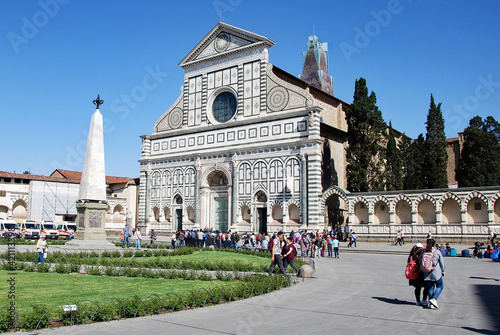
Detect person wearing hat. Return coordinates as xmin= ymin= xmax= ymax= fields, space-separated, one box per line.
xmin=34 ymin=233 xmax=48 ymax=264
xmin=407 ymin=243 xmax=428 ymax=306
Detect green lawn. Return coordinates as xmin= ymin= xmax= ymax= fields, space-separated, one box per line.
xmin=0 ymin=271 xmax=239 ymax=308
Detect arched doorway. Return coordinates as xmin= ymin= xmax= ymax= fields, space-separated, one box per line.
xmin=325 ymin=195 xmax=345 ymax=232
xmin=173 ymin=195 xmax=183 ymax=231
xmin=254 ymin=190 xmax=267 ymax=234
xmin=207 ymin=170 xmax=229 ymax=231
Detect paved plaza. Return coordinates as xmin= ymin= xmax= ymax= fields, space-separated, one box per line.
xmin=9 ymin=242 xmax=499 ymax=335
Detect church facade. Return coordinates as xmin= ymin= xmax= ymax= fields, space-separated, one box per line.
xmin=138 ymin=23 xmax=348 ymax=233
xmin=138 ymin=23 xmax=500 ymax=240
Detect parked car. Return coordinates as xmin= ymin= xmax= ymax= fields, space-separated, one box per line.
xmin=40 ymin=222 xmax=59 ymax=239
xmin=19 ymin=220 xmax=41 ymax=239
xmin=0 ymin=220 xmax=21 ymax=238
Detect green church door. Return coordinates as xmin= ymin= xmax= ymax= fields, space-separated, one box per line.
xmin=214 ymin=197 xmax=228 ymax=231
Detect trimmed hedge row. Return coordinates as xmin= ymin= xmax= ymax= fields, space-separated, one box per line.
xmin=0 ymin=275 xmax=291 ymax=332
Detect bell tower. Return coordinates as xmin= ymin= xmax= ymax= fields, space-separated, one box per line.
xmin=299 ymin=35 xmax=334 ymax=95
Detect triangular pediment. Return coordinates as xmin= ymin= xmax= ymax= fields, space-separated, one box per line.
xmin=179 ymin=22 xmax=275 ymax=69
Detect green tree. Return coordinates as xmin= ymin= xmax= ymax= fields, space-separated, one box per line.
xmin=456 ymin=116 xmax=500 ymax=187
xmin=423 ymin=94 xmax=448 ymax=188
xmin=385 ymin=121 xmax=403 ymax=190
xmin=345 ymin=78 xmax=386 ymax=192
xmin=400 ymin=134 xmax=426 ymax=189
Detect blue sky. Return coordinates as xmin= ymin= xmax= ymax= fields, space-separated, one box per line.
xmin=1 ymin=0 xmax=499 ymax=178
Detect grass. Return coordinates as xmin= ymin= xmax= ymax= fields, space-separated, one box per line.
xmin=0 ymin=271 xmax=239 ymax=308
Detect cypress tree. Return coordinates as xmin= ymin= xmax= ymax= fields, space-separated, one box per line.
xmin=385 ymin=121 xmax=403 ymax=190
xmin=345 ymin=78 xmax=386 ymax=192
xmin=423 ymin=94 xmax=448 ymax=188
xmin=456 ymin=116 xmax=500 ymax=186
xmin=401 ymin=134 xmax=426 ymax=189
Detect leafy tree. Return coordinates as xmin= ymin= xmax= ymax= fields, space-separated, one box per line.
xmin=456 ymin=116 xmax=500 ymax=187
xmin=385 ymin=121 xmax=403 ymax=190
xmin=345 ymin=78 xmax=386 ymax=192
xmin=423 ymin=94 xmax=448 ymax=188
xmin=400 ymin=134 xmax=426 ymax=189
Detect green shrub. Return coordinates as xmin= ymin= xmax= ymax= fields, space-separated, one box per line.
xmin=55 ymin=264 xmax=70 ymax=274
xmin=0 ymin=308 xmax=12 ymax=332
xmin=196 ymin=271 xmax=213 ymax=281
xmin=18 ymin=305 xmax=49 ymax=330
xmin=36 ymin=263 xmax=50 ymax=273
xmin=134 ymin=250 xmax=144 ymax=257
xmin=101 ymin=251 xmax=112 ymax=258
xmin=121 ymin=296 xmax=142 ymax=318
xmin=111 ymin=250 xmax=121 ymax=258
xmin=123 ymin=250 xmax=134 ymax=258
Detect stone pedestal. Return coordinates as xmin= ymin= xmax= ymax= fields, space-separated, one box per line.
xmin=67 ymin=201 xmax=115 ymax=248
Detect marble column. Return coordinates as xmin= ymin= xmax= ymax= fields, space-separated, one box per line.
xmin=231 ymin=156 xmax=238 ymax=228
xmin=194 ymin=159 xmax=201 ymax=227
xmin=300 ymin=154 xmax=307 ymax=226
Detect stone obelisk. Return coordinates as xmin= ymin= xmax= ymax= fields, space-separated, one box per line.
xmin=68 ymin=95 xmax=114 ymax=248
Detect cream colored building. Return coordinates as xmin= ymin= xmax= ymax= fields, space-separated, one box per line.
xmin=0 ymin=170 xmax=139 ymax=232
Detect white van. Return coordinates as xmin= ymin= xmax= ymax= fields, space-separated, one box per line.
xmin=0 ymin=220 xmax=20 ymax=238
xmin=20 ymin=220 xmax=41 ymax=239
xmin=40 ymin=222 xmax=59 ymax=239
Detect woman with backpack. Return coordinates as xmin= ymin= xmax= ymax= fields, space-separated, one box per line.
xmin=421 ymin=239 xmax=445 ymax=309
xmin=283 ymin=236 xmax=300 ymax=275
xmin=406 ymin=243 xmax=429 ymax=306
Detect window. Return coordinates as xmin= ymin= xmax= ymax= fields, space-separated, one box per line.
xmin=0 ymin=191 xmax=5 ymax=197
xmin=212 ymin=91 xmax=237 ymax=122
xmin=474 ymin=202 xmax=481 ymax=210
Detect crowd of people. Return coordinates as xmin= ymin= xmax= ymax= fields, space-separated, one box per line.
xmin=120 ymin=225 xmax=359 ymax=257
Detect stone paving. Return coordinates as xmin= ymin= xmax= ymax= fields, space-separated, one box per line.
xmin=8 ymin=241 xmax=499 ymax=335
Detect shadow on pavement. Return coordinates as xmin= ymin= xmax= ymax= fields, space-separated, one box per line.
xmin=472 ymin=284 xmax=500 ymax=333
xmin=461 ymin=327 xmax=500 ymax=334
xmin=372 ymin=297 xmax=415 ymax=306
xmin=470 ymin=276 xmax=499 ymax=282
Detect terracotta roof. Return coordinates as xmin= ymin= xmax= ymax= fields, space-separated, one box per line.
xmin=0 ymin=171 xmax=79 ymax=184
xmin=447 ymin=137 xmax=459 ymax=143
xmin=51 ymin=169 xmax=136 ymax=185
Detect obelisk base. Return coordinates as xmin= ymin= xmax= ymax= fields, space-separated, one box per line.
xmin=66 ymin=202 xmax=115 ymax=248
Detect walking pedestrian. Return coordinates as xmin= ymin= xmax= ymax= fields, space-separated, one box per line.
xmin=283 ymin=236 xmax=300 ymax=275
xmin=171 ymin=231 xmax=177 ymax=249
xmin=133 ymin=227 xmax=142 ymax=250
xmin=122 ymin=224 xmax=130 ymax=248
xmin=333 ymin=236 xmax=340 ymax=258
xmin=268 ymin=232 xmax=287 ymax=275
xmin=407 ymin=243 xmax=428 ymax=306
xmin=149 ymin=229 xmax=157 ymax=248
xmin=421 ymin=239 xmax=445 ymax=309
xmin=34 ymin=233 xmax=48 ymax=264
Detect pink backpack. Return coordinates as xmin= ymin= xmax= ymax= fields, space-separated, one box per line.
xmin=420 ymin=250 xmax=436 ymax=273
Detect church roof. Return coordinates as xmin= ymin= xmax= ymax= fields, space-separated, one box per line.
xmin=179 ymin=22 xmax=275 ymax=69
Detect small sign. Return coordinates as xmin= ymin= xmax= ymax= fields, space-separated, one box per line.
xmin=63 ymin=305 xmax=77 ymax=312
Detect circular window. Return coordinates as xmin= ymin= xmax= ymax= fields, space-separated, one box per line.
xmin=212 ymin=91 xmax=237 ymax=123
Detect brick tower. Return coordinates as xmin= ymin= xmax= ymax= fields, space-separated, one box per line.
xmin=299 ymin=35 xmax=334 ymax=95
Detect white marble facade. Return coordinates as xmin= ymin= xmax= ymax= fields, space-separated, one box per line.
xmin=139 ymin=23 xmax=328 ymax=233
